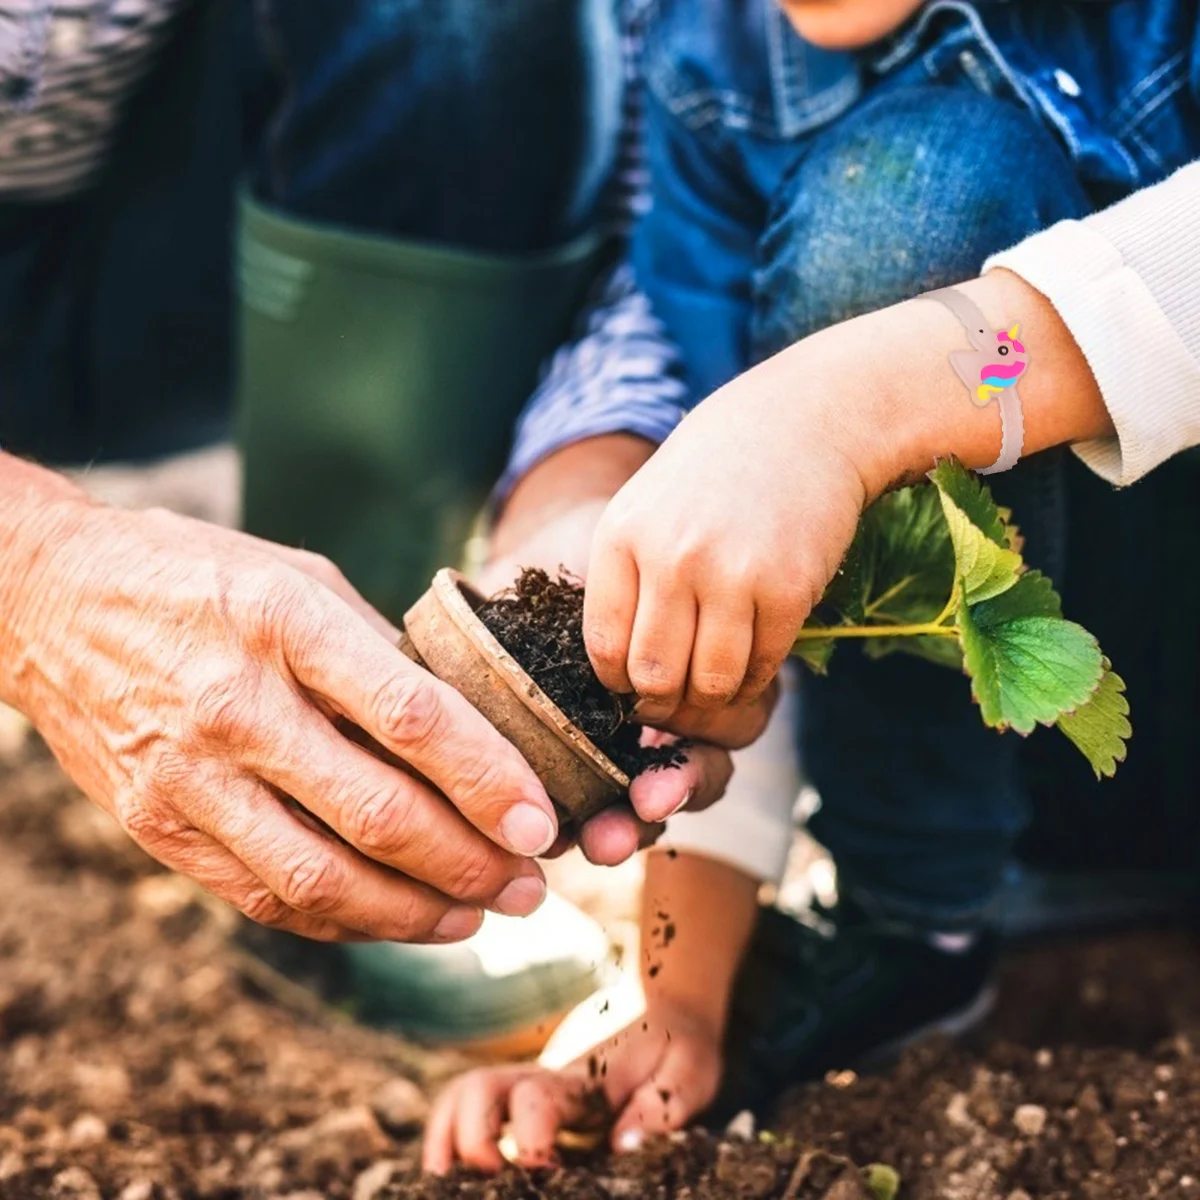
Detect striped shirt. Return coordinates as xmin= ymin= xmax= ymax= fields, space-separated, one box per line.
xmin=0 ymin=0 xmax=184 ymax=199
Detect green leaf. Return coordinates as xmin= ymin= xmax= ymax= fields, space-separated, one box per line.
xmin=928 ymin=458 xmax=1011 ymax=547
xmin=824 ymin=484 xmax=955 ymax=626
xmin=864 ymin=1164 xmax=902 ymax=1200
xmin=793 ymin=626 xmax=836 ymax=675
xmin=1056 ymin=661 xmax=1131 ymax=779
xmin=930 ymin=460 xmax=1022 ymax=605
xmin=958 ymin=573 xmax=1104 ymax=734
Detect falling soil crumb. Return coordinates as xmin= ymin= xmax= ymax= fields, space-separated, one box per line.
xmin=4 ymin=734 xmax=1200 ymax=1198
xmin=475 ymin=568 xmax=687 ymax=779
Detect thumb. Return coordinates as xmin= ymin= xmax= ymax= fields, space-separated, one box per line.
xmin=611 ymin=1039 xmax=722 ymax=1153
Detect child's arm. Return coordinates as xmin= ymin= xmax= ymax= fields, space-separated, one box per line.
xmin=586 ymin=162 xmax=1200 ymax=719
xmin=422 ymin=847 xmax=759 ymax=1174
xmin=583 ymin=265 xmax=1113 ymax=721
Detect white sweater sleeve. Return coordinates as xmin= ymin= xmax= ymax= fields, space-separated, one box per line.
xmin=984 ymin=160 xmax=1200 ymax=487
xmin=659 ymin=666 xmax=800 ymax=884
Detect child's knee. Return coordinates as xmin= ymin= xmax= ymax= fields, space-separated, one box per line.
xmin=751 ymin=86 xmax=1090 ymax=359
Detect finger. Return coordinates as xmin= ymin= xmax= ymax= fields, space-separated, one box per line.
xmin=452 ymin=1068 xmax=528 ymax=1172
xmin=685 ymin=594 xmax=755 ymax=710
xmin=577 ymin=804 xmax=651 ymax=867
xmin=582 ymin=532 xmax=639 ymax=695
xmin=143 ymin=821 xmax=368 ymax=942
xmin=422 ymin=1078 xmax=465 ymax=1175
xmin=279 ymin=588 xmax=558 ymax=858
xmin=612 ymin=1045 xmax=720 ymax=1150
xmin=193 ymin=772 xmax=487 ymax=943
xmin=736 ymin=589 xmax=808 ymax=704
xmin=508 ymin=1074 xmax=590 ymax=1167
xmin=629 ymin=742 xmax=733 ymax=822
xmin=251 ymin=702 xmax=547 ymax=916
xmin=624 ymin=578 xmax=697 ymax=725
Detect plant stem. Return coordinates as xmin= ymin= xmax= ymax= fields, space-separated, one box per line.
xmin=863 ymin=575 xmax=916 ymax=617
xmin=793 ymin=620 xmax=959 ymax=643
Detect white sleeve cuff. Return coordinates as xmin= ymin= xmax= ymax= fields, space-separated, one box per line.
xmin=658 ymin=668 xmax=800 ymax=884
xmin=984 ymin=164 xmax=1200 ymax=487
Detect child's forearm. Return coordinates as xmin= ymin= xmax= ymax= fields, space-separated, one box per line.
xmin=747 ymin=267 xmax=1113 ymax=503
xmin=639 ymin=848 xmax=760 ymax=1033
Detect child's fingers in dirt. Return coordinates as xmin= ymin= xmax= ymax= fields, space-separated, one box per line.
xmin=581 ymin=538 xmax=638 ymax=694
xmin=735 ymin=594 xmax=813 ymax=704
xmin=611 ymin=1041 xmax=722 ymax=1151
xmin=683 ymin=594 xmax=755 ymax=711
xmin=507 ymin=1074 xmax=593 ymax=1167
xmin=629 ymin=742 xmax=733 ymax=821
xmin=422 ymin=1067 xmax=528 ymax=1174
xmin=624 ymin=575 xmax=698 ymax=724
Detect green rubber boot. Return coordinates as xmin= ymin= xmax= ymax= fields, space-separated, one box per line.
xmin=236 ymin=193 xmax=601 ymax=620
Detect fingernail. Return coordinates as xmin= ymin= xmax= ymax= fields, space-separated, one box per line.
xmin=491 ymin=873 xmax=548 ymax=917
xmin=617 ymin=1129 xmax=643 ymax=1153
xmin=665 ymin=785 xmax=696 ymax=819
xmin=431 ymin=905 xmax=483 ymax=942
xmin=499 ymin=803 xmax=557 ymax=857
xmin=633 ymin=698 xmax=673 ymax=723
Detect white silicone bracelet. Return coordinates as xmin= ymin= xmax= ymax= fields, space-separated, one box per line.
xmin=923 ymin=287 xmax=1026 ymax=475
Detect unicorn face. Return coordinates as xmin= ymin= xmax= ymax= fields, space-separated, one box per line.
xmin=949 ymin=323 xmax=1030 ymax=408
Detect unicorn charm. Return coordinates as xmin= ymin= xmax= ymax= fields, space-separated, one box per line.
xmin=949 ymin=323 xmax=1030 ymax=408
xmin=924 ymin=288 xmax=1030 ymax=474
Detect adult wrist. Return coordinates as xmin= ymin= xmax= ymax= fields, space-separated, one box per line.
xmin=0 ymin=457 xmax=96 ymax=712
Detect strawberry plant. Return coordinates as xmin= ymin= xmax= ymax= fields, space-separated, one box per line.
xmin=792 ymin=458 xmax=1130 ymax=778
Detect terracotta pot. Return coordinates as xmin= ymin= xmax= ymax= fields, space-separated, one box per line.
xmin=398 ymin=568 xmax=629 ymax=827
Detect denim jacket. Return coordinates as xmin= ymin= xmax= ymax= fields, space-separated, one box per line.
xmin=633 ymin=0 xmax=1200 ymax=398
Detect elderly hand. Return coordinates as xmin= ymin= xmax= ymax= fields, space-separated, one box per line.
xmin=0 ymin=456 xmax=559 ymax=943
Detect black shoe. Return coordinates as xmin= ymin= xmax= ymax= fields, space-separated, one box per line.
xmin=710 ymin=903 xmax=998 ymax=1122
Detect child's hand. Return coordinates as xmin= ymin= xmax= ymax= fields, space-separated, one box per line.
xmin=421 ymin=1002 xmax=723 ymax=1174
xmin=583 ymin=351 xmax=874 ymax=725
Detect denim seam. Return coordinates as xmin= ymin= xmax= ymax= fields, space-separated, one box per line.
xmin=1129 ymin=127 xmax=1167 ymax=173
xmin=1116 ymin=69 xmax=1188 ymax=139
xmin=1108 ymin=48 xmax=1186 ymax=128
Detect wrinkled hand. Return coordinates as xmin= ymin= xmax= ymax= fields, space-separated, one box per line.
xmin=422 ymin=1001 xmax=723 ymax=1173
xmin=584 ymin=355 xmax=870 ymax=725
xmin=3 ymin=496 xmax=561 ymax=943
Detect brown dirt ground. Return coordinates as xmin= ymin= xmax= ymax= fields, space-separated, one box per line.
xmin=2 ymin=733 xmax=1199 ymax=1200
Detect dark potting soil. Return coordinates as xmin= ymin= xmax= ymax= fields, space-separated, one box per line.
xmin=4 ymin=734 xmax=1200 ymax=1199
xmin=475 ymin=568 xmax=686 ymax=779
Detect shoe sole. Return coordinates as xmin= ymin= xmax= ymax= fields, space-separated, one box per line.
xmin=854 ymin=980 xmax=999 ymax=1072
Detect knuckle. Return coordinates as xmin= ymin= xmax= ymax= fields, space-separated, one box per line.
xmin=343 ymin=781 xmax=419 ymax=861
xmin=189 ymin=665 xmax=261 ymax=746
xmin=276 ymin=848 xmax=345 ymax=915
xmin=238 ymin=886 xmax=294 ymax=930
xmin=450 ymin=751 xmax=516 ymax=810
xmin=436 ymin=848 xmax=498 ymax=903
xmin=374 ymin=670 xmax=447 ymax=752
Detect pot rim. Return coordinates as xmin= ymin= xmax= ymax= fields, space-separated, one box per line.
xmin=430 ymin=568 xmax=632 ymax=791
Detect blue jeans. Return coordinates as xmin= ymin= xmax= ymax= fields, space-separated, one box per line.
xmin=0 ymin=0 xmax=618 ymax=464
xmin=750 ymin=77 xmax=1200 ymax=929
